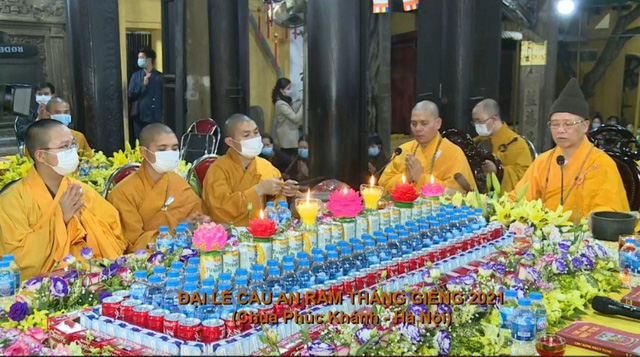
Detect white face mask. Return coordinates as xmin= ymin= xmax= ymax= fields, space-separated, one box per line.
xmin=36 ymin=95 xmax=52 ymax=105
xmin=475 ymin=122 xmax=491 ymax=137
xmin=44 ymin=148 xmax=79 ymax=176
xmin=147 ymin=149 xmax=180 ymax=173
xmin=233 ymin=136 xmax=263 ymax=159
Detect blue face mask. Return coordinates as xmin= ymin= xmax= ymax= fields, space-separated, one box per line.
xmin=51 ymin=114 xmax=72 ymax=127
xmin=138 ymin=58 xmax=147 ymax=69
xmin=298 ymin=148 xmax=309 ymax=159
xmin=368 ymin=146 xmax=380 ymax=157
xmin=261 ymin=146 xmax=274 ymax=156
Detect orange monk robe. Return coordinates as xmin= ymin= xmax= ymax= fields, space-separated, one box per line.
xmin=511 ymin=138 xmax=629 ymax=222
xmin=473 ymin=124 xmax=532 ymax=192
xmin=108 ymin=163 xmax=203 ymax=253
xmin=24 ymin=129 xmax=92 ymax=158
xmin=0 ymin=168 xmax=127 ymax=280
xmin=202 ymin=150 xmax=286 ymax=226
xmin=379 ymin=133 xmax=477 ymax=193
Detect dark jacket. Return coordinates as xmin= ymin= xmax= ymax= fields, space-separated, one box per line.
xmin=260 ymin=149 xmax=292 ymax=174
xmin=128 ymin=69 xmax=164 ymax=124
xmin=369 ymin=151 xmax=388 ymax=176
xmin=15 ymin=105 xmax=38 ymax=142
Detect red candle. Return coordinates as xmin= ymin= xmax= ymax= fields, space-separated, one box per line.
xmin=421 ymin=174 xmax=445 ymax=197
xmin=248 ymin=209 xmax=277 ymax=238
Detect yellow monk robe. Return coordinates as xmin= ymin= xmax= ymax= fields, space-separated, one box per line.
xmin=511 ymin=138 xmax=629 ymax=222
xmin=108 ymin=163 xmax=203 ymax=253
xmin=202 ymin=150 xmax=286 ymax=226
xmin=24 ymin=129 xmax=92 ymax=158
xmin=473 ymin=124 xmax=532 ymax=192
xmin=380 ymin=133 xmax=477 ymax=193
xmin=0 ymin=168 xmax=127 ymax=280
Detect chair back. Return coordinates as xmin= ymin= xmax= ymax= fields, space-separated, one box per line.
xmin=187 ymin=154 xmax=219 ymax=193
xmin=180 ymin=119 xmax=221 ymax=163
xmin=102 ymin=163 xmax=141 ymax=197
xmin=521 ymin=135 xmax=538 ymax=159
xmin=442 ymin=129 xmax=504 ymax=193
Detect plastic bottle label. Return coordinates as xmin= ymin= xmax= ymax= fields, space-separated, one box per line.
xmin=536 ymin=316 xmax=547 ymax=334
xmin=499 ymin=307 xmax=515 ymax=329
xmin=512 ymin=319 xmax=536 ymax=341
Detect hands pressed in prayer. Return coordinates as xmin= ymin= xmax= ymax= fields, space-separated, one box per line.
xmin=481 ymin=160 xmax=497 ymax=174
xmin=282 ymin=180 xmax=299 ymax=197
xmin=60 ymin=183 xmax=84 ymax=224
xmin=368 ymin=162 xmax=376 ymax=174
xmin=186 ymin=212 xmax=211 ymax=224
xmin=405 ymin=154 xmax=423 ymax=183
xmin=37 ymin=104 xmax=47 ymax=120
xmin=256 ymin=178 xmax=284 ymax=196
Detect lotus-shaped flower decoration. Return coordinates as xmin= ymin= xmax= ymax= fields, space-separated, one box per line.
xmin=193 ymin=222 xmax=228 ymax=252
xmin=327 ymin=188 xmax=364 ymax=218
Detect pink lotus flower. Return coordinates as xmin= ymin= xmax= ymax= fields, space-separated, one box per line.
xmin=327 ymin=188 xmax=364 ymax=218
xmin=26 ymin=327 xmax=47 ymax=343
xmin=193 ymin=223 xmax=228 ymax=252
xmin=509 ymin=222 xmax=528 ymax=236
xmin=421 ymin=183 xmax=445 ymax=198
xmin=4 ymin=340 xmax=30 ymax=356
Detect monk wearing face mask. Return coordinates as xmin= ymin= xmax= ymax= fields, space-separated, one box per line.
xmin=0 ymin=120 xmax=126 ymax=280
xmin=108 ymin=123 xmax=209 ymax=253
xmin=202 ymin=114 xmax=299 ymax=226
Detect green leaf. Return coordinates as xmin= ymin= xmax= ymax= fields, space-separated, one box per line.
xmin=515 ymin=183 xmax=529 ymax=202
xmin=491 ymin=172 xmax=501 ymax=196
xmin=486 ymin=173 xmax=493 ymax=193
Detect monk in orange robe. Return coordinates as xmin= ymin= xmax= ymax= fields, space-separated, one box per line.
xmin=380 ymin=100 xmax=476 ymax=193
xmin=108 ymin=124 xmax=209 ymax=253
xmin=0 ymin=120 xmax=126 ymax=280
xmin=511 ymin=78 xmax=629 ymax=221
xmin=24 ymin=97 xmax=92 ymax=158
xmin=472 ymin=99 xmax=532 ymax=192
xmin=202 ymin=114 xmax=299 ymax=226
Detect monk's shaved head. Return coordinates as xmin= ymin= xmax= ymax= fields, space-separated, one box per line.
xmin=139 ymin=123 xmax=175 ymax=148
xmin=224 ymin=114 xmax=255 ymax=138
xmin=473 ymin=99 xmax=501 ymax=119
xmin=25 ymin=119 xmax=66 ymax=155
xmin=413 ymin=100 xmax=440 ymax=118
xmin=45 ymin=97 xmax=69 ymax=113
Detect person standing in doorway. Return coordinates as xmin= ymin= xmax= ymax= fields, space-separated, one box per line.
xmin=272 ymin=77 xmax=303 ymax=159
xmin=128 ymin=47 xmax=163 ymax=140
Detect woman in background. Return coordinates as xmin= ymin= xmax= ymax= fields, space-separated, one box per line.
xmin=272 ymin=77 xmax=303 ymax=159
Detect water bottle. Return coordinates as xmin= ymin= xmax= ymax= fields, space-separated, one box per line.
xmin=180 ymin=282 xmax=198 ymax=318
xmin=297 ymin=259 xmax=314 ymax=289
xmin=202 ymin=278 xmax=216 ymax=291
xmin=326 ymin=251 xmax=342 ymax=280
xmin=511 ymin=298 xmax=537 ymax=356
xmin=397 ymin=230 xmax=412 ymax=255
xmin=265 ymin=268 xmax=283 ymax=296
xmin=248 ymin=272 xmax=267 ymax=306
xmin=216 ymin=282 xmax=235 ymax=316
xmin=340 ymin=247 xmax=356 ymax=276
xmin=129 ymin=270 xmax=149 ymax=301
xmin=180 ymin=222 xmax=193 ymax=243
xmin=185 ymin=265 xmax=200 ymax=282
xmin=311 ymin=255 xmax=329 ymax=284
xmin=156 ymin=226 xmax=173 ymax=251
xmin=233 ymin=277 xmax=249 ymax=309
xmin=153 ymin=266 xmax=166 ymax=280
xmin=166 ymin=269 xmax=182 ymax=288
xmin=337 ymin=241 xmax=350 ymax=254
xmin=146 ymin=274 xmax=164 ymax=308
xmin=171 ymin=261 xmax=184 ymax=271
xmin=266 ymin=259 xmax=279 ymax=271
xmin=376 ymin=236 xmax=391 ymax=262
xmin=252 ymin=264 xmax=266 ymax=279
xmin=387 ymin=234 xmax=401 ymax=259
xmin=235 ymin=268 xmax=249 ymax=283
xmin=475 ymin=208 xmax=487 ymax=226
xmin=2 ymin=255 xmax=20 ymax=290
xmin=277 ymin=200 xmax=292 ymax=228
xmin=199 ymin=284 xmax=218 ymax=320
xmin=384 ymin=227 xmax=395 ymax=238
xmin=218 ymin=273 xmax=234 ymax=289
xmin=363 ymin=239 xmax=380 ymax=266
xmin=352 ymin=243 xmax=367 ymax=271
xmin=500 ymin=290 xmax=519 ymax=329
xmin=281 ymin=263 xmax=300 ymax=293
xmin=184 ymin=273 xmax=200 ymax=289
xmin=173 ymin=226 xmax=190 ymax=249
xmin=188 ymin=257 xmax=200 ymax=267
xmin=298 ymin=252 xmax=311 ymax=267
xmin=163 ymin=279 xmax=181 ymax=313
xmin=372 ymin=231 xmax=384 ymax=243
xmin=265 ymin=202 xmax=279 ymax=222
xmin=0 ymin=261 xmax=15 ymax=305
xmin=282 ymin=256 xmax=295 ymax=269
xmin=632 ymin=241 xmax=640 ymax=288
xmin=530 ymin=292 xmax=547 ymax=337
xmin=620 ymin=238 xmax=635 ymax=270
xmin=408 ymin=227 xmax=421 ymax=251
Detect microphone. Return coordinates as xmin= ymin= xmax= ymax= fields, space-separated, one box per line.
xmin=556 ymin=155 xmax=565 ymax=205
xmin=454 ymin=173 xmax=473 ymax=192
xmin=374 ymin=148 xmax=403 ymax=176
xmin=592 ymin=296 xmax=640 ymax=321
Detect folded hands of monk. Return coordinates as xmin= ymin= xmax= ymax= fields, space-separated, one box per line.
xmin=60 ymin=183 xmax=84 ymax=224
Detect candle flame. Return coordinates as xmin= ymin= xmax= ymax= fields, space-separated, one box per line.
xmin=342 ymin=187 xmax=348 ymax=194
xmin=370 ymin=175 xmax=375 ymax=187
xmin=401 ymin=174 xmax=406 ymax=184
xmin=306 ymin=189 xmax=311 ymax=203
xmin=260 ymin=209 xmax=264 ymax=219
xmin=430 ymin=174 xmax=434 ymax=185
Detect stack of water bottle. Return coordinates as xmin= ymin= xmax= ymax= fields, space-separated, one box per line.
xmin=264 ymin=200 xmax=293 ymax=229
xmin=0 ymin=254 xmax=20 ymax=306
xmin=499 ymin=289 xmax=548 ymax=356
xmin=619 ymin=237 xmax=640 ymax=288
xmin=156 ymin=222 xmax=195 ymax=252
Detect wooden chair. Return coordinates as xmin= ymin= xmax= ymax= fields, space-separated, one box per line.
xmin=102 ymin=163 xmax=141 ymax=198
xmin=588 ymin=124 xmax=640 ymax=210
xmin=180 ymin=119 xmax=221 ymax=164
xmin=186 ymin=154 xmax=219 ymax=195
xmin=442 ymin=129 xmax=504 ymax=193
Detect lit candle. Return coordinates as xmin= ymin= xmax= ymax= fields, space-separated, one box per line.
xmin=401 ymin=174 xmax=406 ymax=184
xmin=360 ymin=176 xmax=383 ymax=211
xmin=248 ymin=209 xmax=277 ymax=238
xmin=421 ymin=174 xmax=445 ymax=198
xmin=296 ymin=190 xmax=320 ymax=225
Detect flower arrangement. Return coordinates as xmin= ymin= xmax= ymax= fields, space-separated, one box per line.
xmin=193 ymin=223 xmax=228 ymax=252
xmin=326 ymin=187 xmax=364 ymax=218
xmin=0 ymin=327 xmax=82 ymax=356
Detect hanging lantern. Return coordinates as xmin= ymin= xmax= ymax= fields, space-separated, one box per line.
xmin=402 ymin=0 xmax=419 ymax=11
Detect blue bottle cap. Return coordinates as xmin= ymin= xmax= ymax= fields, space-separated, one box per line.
xmin=283 ymin=256 xmax=295 ymax=264
xmin=328 ymin=251 xmax=339 ymax=259
xmin=188 ymin=257 xmax=200 ymax=265
xmin=388 ymin=233 xmax=399 ymax=240
xmin=166 ymin=279 xmax=180 ymax=288
xmin=185 ymin=266 xmax=198 ymax=275
xmin=153 ymin=266 xmax=166 ymax=274
xmin=377 ymin=237 xmax=388 ymax=244
xmin=170 ymin=262 xmax=183 ymax=270
xmin=219 ymin=273 xmax=232 ymax=281
xmin=2 ymin=255 xmax=15 ymax=261
xmin=341 ymin=247 xmax=352 ymax=255
xmin=299 ymin=251 xmax=312 ymax=259
xmin=373 ymin=231 xmax=384 ymax=237
xmin=384 ymin=227 xmax=395 ymax=234
xmin=364 ymin=240 xmax=376 ymax=247
xmin=349 ymin=238 xmax=360 ymax=245
xmin=337 ymin=241 xmax=349 ymax=248
xmin=505 ymin=289 xmax=518 ymax=298
xmin=266 ymin=260 xmax=279 ymax=267
xmin=298 ymin=259 xmax=310 ymax=267
xmin=167 ymin=270 xmax=181 ymax=279
xmin=518 ymin=298 xmax=531 ymax=306
xmin=134 ymin=270 xmax=147 ymax=279
xmin=218 ymin=283 xmax=232 ymax=291
xmin=354 ymin=243 xmax=364 ymax=251
xmin=283 ymin=264 xmax=295 ymax=271
xmin=268 ymin=267 xmax=281 ymax=276
xmin=159 ymin=226 xmax=169 ymax=232
xmin=251 ymin=272 xmax=264 ymax=280
xmin=529 ymin=292 xmax=542 ymax=300
xmin=410 ymin=227 xmax=420 ymax=233
xmin=235 ymin=277 xmax=248 ymax=285
xmin=324 ymin=244 xmax=336 ymax=251
xmin=185 ymin=274 xmax=199 ymax=283
xmin=394 ymin=224 xmax=405 ymax=231
xmin=176 ymin=226 xmax=186 ymax=233
xmin=202 ymin=278 xmax=216 ymax=287
xmin=398 ymin=230 xmax=409 ymax=236
xmin=314 ymin=255 xmax=325 ymax=263
xmin=148 ymin=274 xmax=162 ymax=284
xmin=183 ymin=282 xmax=198 ymax=292
xmin=267 ymin=202 xmax=275 ymax=207
xmin=235 ymin=268 xmax=248 ymax=276
xmin=252 ymin=264 xmax=265 ymax=271
xmin=279 ymin=201 xmax=289 ymax=208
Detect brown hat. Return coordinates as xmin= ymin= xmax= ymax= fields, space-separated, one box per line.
xmin=550 ymin=78 xmax=589 ymax=119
